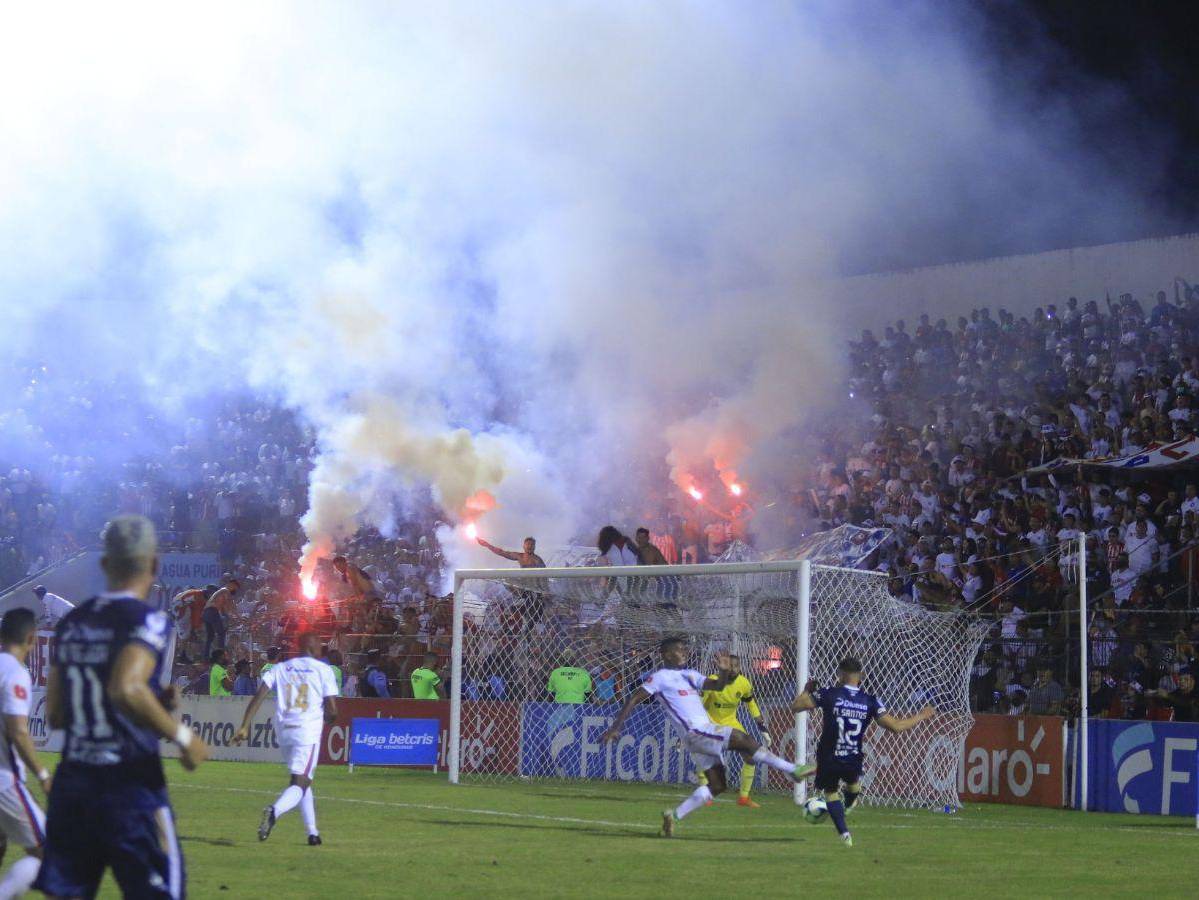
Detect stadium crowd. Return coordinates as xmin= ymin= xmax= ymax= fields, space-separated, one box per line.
xmin=6 ymin=281 xmax=1199 ymax=719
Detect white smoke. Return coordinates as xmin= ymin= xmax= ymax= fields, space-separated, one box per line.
xmin=0 ymin=2 xmax=1171 ymax=564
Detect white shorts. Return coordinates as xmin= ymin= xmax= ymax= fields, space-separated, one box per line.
xmin=682 ymin=724 xmax=734 ymax=772
xmin=0 ymin=781 xmax=46 ymax=848
xmin=281 ymin=741 xmax=319 ymax=780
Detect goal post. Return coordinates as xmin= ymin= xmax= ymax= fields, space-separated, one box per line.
xmin=449 ymin=559 xmax=988 ymax=810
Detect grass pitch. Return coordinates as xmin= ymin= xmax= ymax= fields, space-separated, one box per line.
xmin=9 ymin=757 xmax=1199 ymax=898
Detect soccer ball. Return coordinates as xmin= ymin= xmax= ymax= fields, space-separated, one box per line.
xmin=803 ymin=797 xmax=828 ymax=824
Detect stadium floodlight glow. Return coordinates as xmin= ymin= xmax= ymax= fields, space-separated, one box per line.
xmin=687 ymin=486 xmax=703 ymax=501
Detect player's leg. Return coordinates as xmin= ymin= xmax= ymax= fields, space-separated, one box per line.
xmin=0 ymin=786 xmax=44 ymax=899
xmin=727 ymin=729 xmax=815 ymax=781
xmin=32 ymin=772 xmax=105 ymax=899
xmin=297 ymin=745 xmax=321 ymax=845
xmin=108 ymin=801 xmax=185 ymax=899
xmin=261 ymin=744 xmax=317 ymax=841
xmin=726 ymin=723 xmax=758 ymax=807
xmin=818 ymin=765 xmax=853 ymax=845
xmin=843 ymin=779 xmax=863 ymax=811
xmin=662 ymin=737 xmax=727 ymax=837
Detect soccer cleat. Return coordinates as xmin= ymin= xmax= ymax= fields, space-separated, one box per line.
xmin=660 ymin=810 xmax=676 ymax=838
xmin=704 ymin=799 xmax=714 ymax=806
xmin=791 ymin=763 xmax=817 ymax=781
xmin=258 ymin=806 xmax=276 ymax=842
xmin=840 ymin=832 xmax=853 ymax=848
xmin=308 ymin=834 xmax=323 ymax=846
xmin=737 ymin=796 xmax=760 ymax=808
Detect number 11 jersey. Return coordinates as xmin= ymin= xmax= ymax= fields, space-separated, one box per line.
xmin=54 ymin=594 xmax=171 ymax=779
xmin=261 ymin=656 xmax=339 ymax=745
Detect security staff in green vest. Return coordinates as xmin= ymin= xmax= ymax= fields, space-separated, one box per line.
xmin=547 ymin=653 xmax=592 ymax=704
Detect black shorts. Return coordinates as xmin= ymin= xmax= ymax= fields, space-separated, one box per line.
xmin=35 ymin=765 xmax=184 ymax=899
xmin=814 ymin=758 xmax=863 ymax=793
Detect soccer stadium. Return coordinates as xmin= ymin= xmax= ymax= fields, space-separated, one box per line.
xmin=1 ymin=3 xmax=1198 ymax=897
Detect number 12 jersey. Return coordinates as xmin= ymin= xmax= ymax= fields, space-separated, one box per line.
xmin=812 ymin=683 xmax=886 ymax=767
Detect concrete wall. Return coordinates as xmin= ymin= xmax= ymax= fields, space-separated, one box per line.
xmin=827 ymin=231 xmax=1199 ymax=335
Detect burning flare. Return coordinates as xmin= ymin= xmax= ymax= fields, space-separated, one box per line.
xmin=729 ymin=482 xmax=743 ymax=497
xmin=465 ymin=522 xmax=478 ymax=540
xmin=688 ymin=486 xmax=703 ymax=501
xmin=301 ymin=577 xmax=317 ymax=601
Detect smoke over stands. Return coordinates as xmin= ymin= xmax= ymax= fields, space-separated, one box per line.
xmin=0 ymin=3 xmax=1170 ymax=559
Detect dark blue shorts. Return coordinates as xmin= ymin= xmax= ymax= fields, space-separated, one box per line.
xmin=814 ymin=757 xmax=863 ymax=793
xmin=34 ymin=765 xmax=184 ymax=899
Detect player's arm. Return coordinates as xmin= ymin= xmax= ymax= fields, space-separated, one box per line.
xmin=877 ymin=706 xmax=935 ymax=733
xmin=791 ymin=678 xmax=821 ymax=712
xmin=109 ymin=643 xmax=208 ymax=770
xmin=4 ymin=713 xmax=51 ymax=794
xmin=477 ymin=538 xmax=520 ymax=561
xmin=600 ymin=686 xmax=651 ymax=742
xmin=323 ymin=696 xmax=338 ymax=725
xmin=705 ymin=652 xmax=736 ymax=691
xmin=232 ymin=682 xmax=272 ymax=743
xmin=744 ymin=693 xmax=771 ymax=745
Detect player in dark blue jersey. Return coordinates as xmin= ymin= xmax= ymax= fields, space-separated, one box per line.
xmin=35 ymin=516 xmax=209 ymax=899
xmin=792 ymin=657 xmax=933 ymax=847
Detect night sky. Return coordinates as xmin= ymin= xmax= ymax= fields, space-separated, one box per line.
xmin=981 ymin=0 xmax=1199 ymax=236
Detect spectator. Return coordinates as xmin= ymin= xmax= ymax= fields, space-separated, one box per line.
xmin=203 ymin=577 xmax=239 ymax=660
xmin=360 ymin=648 xmax=390 ymax=698
xmin=232 ymin=659 xmax=256 ymax=696
xmin=596 ymin=526 xmax=638 ymax=566
xmin=476 ymin=535 xmax=545 ymax=569
xmin=326 ymin=648 xmax=344 ymax=694
xmin=209 ymin=648 xmax=233 ymax=697
xmin=260 ymin=646 xmax=280 ymax=678
xmin=634 ymin=528 xmax=668 ymax=565
xmin=1149 ymin=671 xmax=1199 ymax=722
xmin=1027 ymin=665 xmax=1064 ymax=715
xmin=32 ymin=585 xmax=73 ymax=627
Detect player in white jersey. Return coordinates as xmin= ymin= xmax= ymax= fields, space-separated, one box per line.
xmin=601 ymin=637 xmax=815 ymax=836
xmin=0 ymin=608 xmax=52 ymax=898
xmin=234 ymin=632 xmax=338 ymax=846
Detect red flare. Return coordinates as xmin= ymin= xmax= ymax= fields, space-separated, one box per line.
xmin=729 ymin=482 xmax=743 ymax=497
xmin=465 ymin=522 xmax=478 ymax=540
xmin=688 ymin=486 xmax=703 ymax=501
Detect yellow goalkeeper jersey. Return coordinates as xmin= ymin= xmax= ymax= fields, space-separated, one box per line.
xmin=702 ymin=674 xmax=762 ymax=727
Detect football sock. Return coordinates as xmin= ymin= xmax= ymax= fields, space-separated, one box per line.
xmin=739 ymin=762 xmax=757 ymax=798
xmin=0 ymin=855 xmax=39 ymax=898
xmin=674 ymin=785 xmax=713 ymax=821
xmin=697 ymin=771 xmax=709 ymax=787
xmin=826 ymin=791 xmax=849 ymax=835
xmin=301 ymin=788 xmax=318 ymax=836
xmin=751 ymin=747 xmax=794 ymax=774
xmin=273 ymin=785 xmax=304 ymax=819
xmin=844 ymin=783 xmax=862 ymax=810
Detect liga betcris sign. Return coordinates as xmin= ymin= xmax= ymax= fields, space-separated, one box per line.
xmin=958 ymin=714 xmax=1065 ymax=807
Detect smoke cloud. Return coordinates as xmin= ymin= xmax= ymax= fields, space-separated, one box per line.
xmin=0 ymin=2 xmax=1172 ymax=561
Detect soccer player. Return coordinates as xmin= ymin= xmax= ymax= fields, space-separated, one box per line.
xmin=792 ymin=656 xmax=934 ymax=847
xmin=233 ymin=631 xmax=338 ymax=846
xmin=0 ymin=608 xmax=52 ymax=898
xmin=35 ymin=516 xmax=209 ymax=898
xmin=601 ymin=638 xmax=814 ymax=837
xmin=700 ymin=653 xmax=770 ymax=807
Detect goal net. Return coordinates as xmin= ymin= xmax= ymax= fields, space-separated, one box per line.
xmin=449 ymin=561 xmax=988 ymax=809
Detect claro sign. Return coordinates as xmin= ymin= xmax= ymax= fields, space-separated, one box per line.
xmin=957 ymin=714 xmax=1065 ymax=807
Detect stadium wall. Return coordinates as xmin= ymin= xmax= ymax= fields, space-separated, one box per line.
xmin=829 ymin=231 xmax=1199 ymax=334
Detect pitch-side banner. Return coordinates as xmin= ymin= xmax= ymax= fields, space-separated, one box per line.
xmin=1085 ymin=719 xmax=1199 ymax=816
xmin=162 ymin=695 xmax=281 ymax=762
xmin=519 ymin=701 xmax=698 ymax=782
xmin=1028 ymin=436 xmax=1199 ymax=474
xmin=958 ymin=714 xmax=1065 ymax=807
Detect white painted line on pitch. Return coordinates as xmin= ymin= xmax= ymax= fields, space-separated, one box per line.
xmin=173 ymin=783 xmax=1198 ymax=839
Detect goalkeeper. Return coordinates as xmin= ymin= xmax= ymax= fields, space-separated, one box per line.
xmin=698 ymin=654 xmax=771 ymax=807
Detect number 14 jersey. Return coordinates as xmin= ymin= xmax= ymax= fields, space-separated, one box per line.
xmin=261 ymin=656 xmax=339 ymax=745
